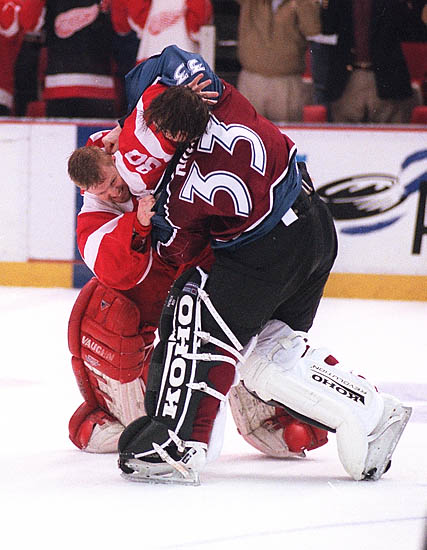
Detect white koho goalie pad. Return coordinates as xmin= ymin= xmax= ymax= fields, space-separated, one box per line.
xmin=239 ymin=320 xmax=411 ymax=480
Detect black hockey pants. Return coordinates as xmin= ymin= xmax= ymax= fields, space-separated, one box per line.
xmin=202 ymin=191 xmax=338 ymax=348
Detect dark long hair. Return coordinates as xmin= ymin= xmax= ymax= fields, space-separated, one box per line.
xmin=144 ymin=86 xmax=210 ymax=142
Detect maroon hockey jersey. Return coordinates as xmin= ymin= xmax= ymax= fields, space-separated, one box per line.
xmin=156 ymin=82 xmax=302 ymax=266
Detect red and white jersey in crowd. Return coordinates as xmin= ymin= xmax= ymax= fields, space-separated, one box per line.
xmin=114 ymin=82 xmax=177 ymax=197
xmin=0 ymin=0 xmax=44 ymax=36
xmin=111 ymin=0 xmax=213 ymax=63
xmin=0 ymin=0 xmax=44 ymax=110
xmin=156 ymin=82 xmax=300 ymax=266
xmin=21 ymin=0 xmax=116 ymax=101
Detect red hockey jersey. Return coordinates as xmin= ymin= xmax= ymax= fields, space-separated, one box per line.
xmin=76 ymin=130 xmax=156 ymax=290
xmin=113 ymin=82 xmax=176 ymax=196
xmin=110 ymin=0 xmax=213 ymax=62
xmin=76 ymin=192 xmax=155 ymax=290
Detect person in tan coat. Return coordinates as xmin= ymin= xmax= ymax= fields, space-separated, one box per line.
xmin=236 ymin=0 xmax=321 ymax=122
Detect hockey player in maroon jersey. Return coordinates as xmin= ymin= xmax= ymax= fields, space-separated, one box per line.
xmin=117 ymin=67 xmax=412 ymax=484
xmin=67 ymin=122 xmax=327 ymax=455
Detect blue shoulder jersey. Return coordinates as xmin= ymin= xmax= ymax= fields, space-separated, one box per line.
xmin=122 ymin=45 xmax=224 ymax=120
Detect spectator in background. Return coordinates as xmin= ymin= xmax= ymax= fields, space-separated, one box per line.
xmin=111 ymin=0 xmax=213 ymax=64
xmin=236 ymin=0 xmax=321 ymax=123
xmin=0 ymin=0 xmax=44 ymax=116
xmin=412 ymin=1 xmax=427 ymax=24
xmin=306 ymin=0 xmax=337 ymax=120
xmin=110 ymin=3 xmax=139 ymax=118
xmin=23 ymin=0 xmax=118 ymax=119
xmin=321 ymin=0 xmax=427 ymax=124
xmin=13 ymin=29 xmax=46 ymax=117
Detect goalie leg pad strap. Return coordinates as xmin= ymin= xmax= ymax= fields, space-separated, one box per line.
xmin=144 ymin=267 xmax=236 ymax=445
xmin=119 ymin=267 xmax=243 ymax=482
xmin=239 ymin=319 xmax=385 ymax=480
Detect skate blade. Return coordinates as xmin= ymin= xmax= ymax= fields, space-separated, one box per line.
xmin=363 ymin=405 xmax=412 ymax=481
xmin=121 ymin=459 xmax=200 ymax=486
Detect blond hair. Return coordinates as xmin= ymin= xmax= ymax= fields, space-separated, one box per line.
xmin=68 ymin=146 xmax=113 ymax=190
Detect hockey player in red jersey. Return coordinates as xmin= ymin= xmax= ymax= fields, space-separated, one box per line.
xmin=67 ymin=137 xmax=175 ymax=452
xmin=116 ymin=52 xmax=412 ymax=484
xmin=70 ymin=140 xmax=157 ymax=290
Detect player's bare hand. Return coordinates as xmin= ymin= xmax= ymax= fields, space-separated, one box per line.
xmin=187 ymin=74 xmax=219 ymax=105
xmin=102 ymin=124 xmax=122 ymax=154
xmin=137 ymin=194 xmax=156 ymax=226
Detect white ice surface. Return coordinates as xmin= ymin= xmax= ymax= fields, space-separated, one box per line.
xmin=0 ymin=287 xmax=426 ymax=550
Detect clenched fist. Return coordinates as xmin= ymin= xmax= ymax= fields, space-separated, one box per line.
xmin=137 ymin=194 xmax=156 ymax=227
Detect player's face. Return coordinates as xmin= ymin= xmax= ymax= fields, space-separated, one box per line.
xmin=91 ymin=162 xmax=131 ymax=204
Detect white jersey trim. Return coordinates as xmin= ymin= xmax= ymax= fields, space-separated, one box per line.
xmin=0 ymin=5 xmax=20 ymax=37
xmin=113 ymin=150 xmax=148 ymax=198
xmin=135 ymin=247 xmax=154 ymax=285
xmin=83 ymin=215 xmax=124 ymax=272
xmin=134 ymin=96 xmax=175 ymax=161
xmin=80 ymin=192 xmax=134 ymax=215
xmin=0 ymin=89 xmax=13 ymax=109
xmin=45 ymin=73 xmax=115 ymax=89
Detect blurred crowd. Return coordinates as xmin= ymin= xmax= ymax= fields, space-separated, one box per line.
xmin=0 ymin=0 xmax=426 ymax=124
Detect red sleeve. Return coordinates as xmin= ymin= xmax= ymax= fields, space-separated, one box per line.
xmin=110 ymin=0 xmax=131 ymax=34
xmin=127 ymin=0 xmax=151 ymax=28
xmin=85 ymin=129 xmax=113 ymax=148
xmin=185 ymin=0 xmax=213 ymax=35
xmin=77 ymin=210 xmax=153 ymax=290
xmin=0 ymin=0 xmax=20 ymax=35
xmin=18 ymin=0 xmax=45 ymax=32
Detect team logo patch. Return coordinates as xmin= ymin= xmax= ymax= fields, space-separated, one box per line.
xmin=183 ymin=281 xmax=199 ymax=297
xmin=100 ymin=299 xmax=110 ymax=311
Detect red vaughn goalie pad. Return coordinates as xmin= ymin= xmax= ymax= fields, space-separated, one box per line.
xmin=68 ymin=401 xmax=123 ymax=452
xmin=68 ymin=277 xmax=151 ymax=384
xmin=68 ymin=278 xmax=154 ymax=451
